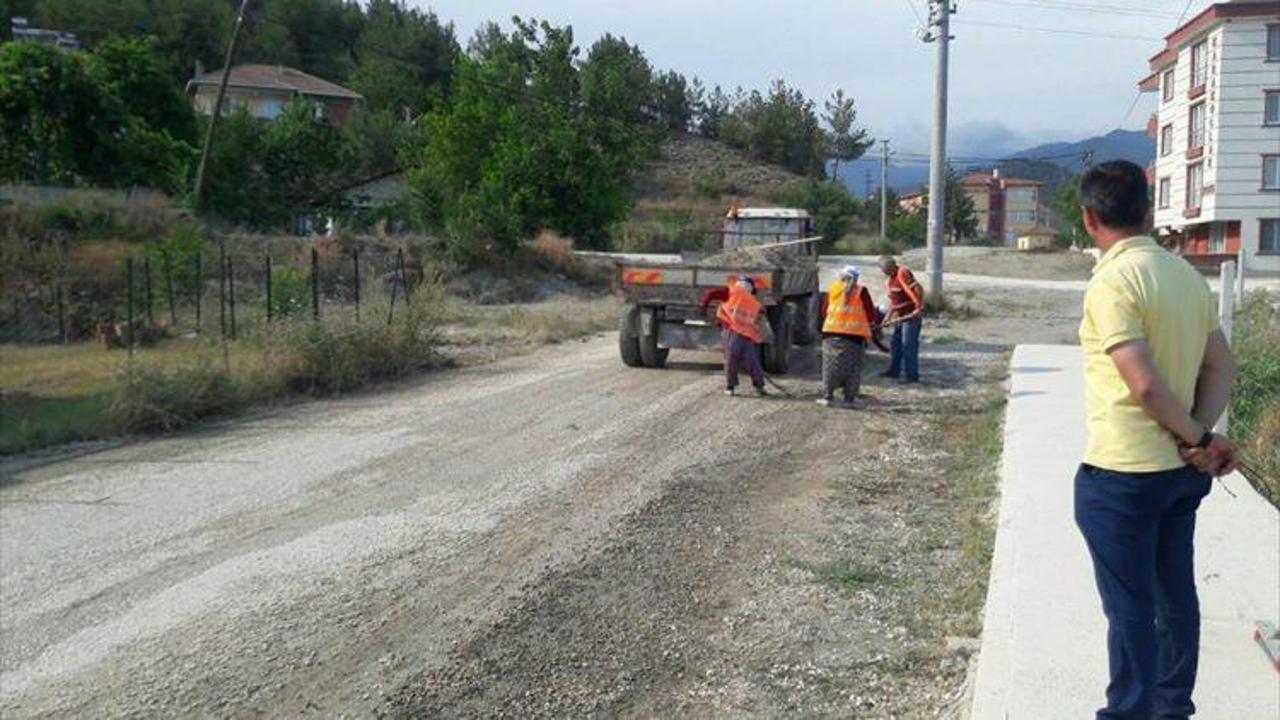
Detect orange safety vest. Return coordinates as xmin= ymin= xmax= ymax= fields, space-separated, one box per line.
xmin=822 ymin=280 xmax=873 ymax=339
xmin=890 ymin=266 xmax=924 ymax=313
xmin=716 ymin=285 xmax=765 ymax=343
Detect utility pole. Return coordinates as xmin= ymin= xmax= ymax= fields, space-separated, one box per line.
xmin=922 ymin=0 xmax=953 ymax=298
xmin=880 ymin=139 xmax=891 ymax=241
xmin=192 ymin=0 xmax=252 ymax=213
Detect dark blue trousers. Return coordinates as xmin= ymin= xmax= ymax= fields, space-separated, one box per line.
xmin=887 ymin=315 xmax=922 ymax=381
xmin=1074 ymin=463 xmax=1211 ymax=720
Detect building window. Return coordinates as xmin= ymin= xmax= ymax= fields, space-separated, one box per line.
xmin=1190 ymin=40 xmax=1208 ymax=88
xmin=1186 ymin=162 xmax=1204 ymax=209
xmin=1210 ymin=223 xmax=1226 ymax=253
xmin=1162 ymin=68 xmax=1176 ymax=102
xmin=1268 ymin=24 xmax=1280 ymax=61
xmin=1264 ymin=155 xmax=1280 ymax=190
xmin=1158 ymin=177 xmax=1171 ymax=208
xmin=1266 ymin=90 xmax=1280 ymax=126
xmin=1188 ymin=102 xmax=1206 ymax=149
xmin=1160 ymin=124 xmax=1174 ymax=156
xmin=1261 ymin=219 xmax=1280 ymax=254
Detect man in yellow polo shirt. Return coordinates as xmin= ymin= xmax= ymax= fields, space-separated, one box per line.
xmin=1074 ymin=161 xmax=1238 ymax=720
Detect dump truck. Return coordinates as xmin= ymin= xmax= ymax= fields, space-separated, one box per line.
xmin=615 ymin=207 xmax=822 ymax=374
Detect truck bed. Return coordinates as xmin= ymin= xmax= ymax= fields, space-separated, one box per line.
xmin=615 ymin=261 xmax=819 ymax=307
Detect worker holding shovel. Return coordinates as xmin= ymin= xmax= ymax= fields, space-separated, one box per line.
xmin=715 ymin=278 xmax=770 ymax=397
xmin=816 ymin=266 xmax=880 ymax=408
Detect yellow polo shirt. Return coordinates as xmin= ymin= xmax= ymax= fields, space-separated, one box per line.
xmin=1078 ymin=236 xmax=1217 ymax=472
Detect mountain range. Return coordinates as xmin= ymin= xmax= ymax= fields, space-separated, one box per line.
xmin=838 ymin=129 xmax=1155 ymax=196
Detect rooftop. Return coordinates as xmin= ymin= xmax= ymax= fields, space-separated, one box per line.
xmin=725 ymin=207 xmax=811 ymax=219
xmin=187 ymin=64 xmax=363 ymax=100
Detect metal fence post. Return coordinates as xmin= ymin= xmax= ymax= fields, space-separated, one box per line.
xmin=163 ymin=250 xmax=177 ymax=325
xmin=195 ymin=252 xmax=203 ymax=334
xmin=143 ymin=255 xmax=154 ymax=326
xmin=56 ymin=282 xmax=67 ymax=344
xmin=398 ymin=248 xmax=411 ymax=301
xmin=311 ymin=247 xmax=320 ymax=321
xmin=265 ymin=254 xmax=273 ymax=322
xmin=353 ymin=247 xmax=360 ymax=321
xmin=227 ymin=254 xmax=237 ymax=340
xmin=125 ymin=258 xmax=135 ymax=357
xmin=1216 ymin=260 xmax=1235 ymax=434
xmin=218 ymin=241 xmax=227 ymax=339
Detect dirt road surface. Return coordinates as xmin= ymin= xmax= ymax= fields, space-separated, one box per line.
xmin=1 ymin=284 xmax=1082 ymax=718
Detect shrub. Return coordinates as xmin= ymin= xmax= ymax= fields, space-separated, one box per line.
xmin=111 ymin=353 xmax=249 ymax=433
xmin=1231 ymin=291 xmax=1279 ymax=505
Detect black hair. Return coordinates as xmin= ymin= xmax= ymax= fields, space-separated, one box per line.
xmin=1079 ymin=160 xmax=1150 ymax=230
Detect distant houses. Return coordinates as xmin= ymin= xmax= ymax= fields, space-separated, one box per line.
xmin=9 ymin=17 xmax=80 ymax=50
xmin=1139 ymin=1 xmax=1280 ymax=272
xmin=186 ymin=64 xmax=363 ymax=127
xmin=896 ymin=169 xmax=1059 ymax=247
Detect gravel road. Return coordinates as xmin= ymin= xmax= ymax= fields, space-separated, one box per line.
xmin=1 ymin=281 xmax=1081 ymax=718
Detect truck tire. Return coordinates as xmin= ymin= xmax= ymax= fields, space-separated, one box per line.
xmin=763 ymin=305 xmax=792 ymax=374
xmin=638 ymin=309 xmax=669 ymax=368
xmin=791 ymin=294 xmax=820 ymax=346
xmin=619 ymin=305 xmax=643 ymax=367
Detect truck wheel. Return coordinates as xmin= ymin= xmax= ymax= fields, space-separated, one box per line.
xmin=638 ymin=309 xmax=669 ymax=368
xmin=791 ymin=295 xmax=820 ymax=346
xmin=763 ymin=305 xmax=792 ymax=374
xmin=619 ymin=305 xmax=643 ymax=367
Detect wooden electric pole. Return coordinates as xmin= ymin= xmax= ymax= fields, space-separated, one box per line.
xmin=191 ymin=0 xmax=252 ymax=213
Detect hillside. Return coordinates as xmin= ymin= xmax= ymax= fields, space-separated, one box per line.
xmin=837 ymin=128 xmax=1156 ymax=196
xmin=622 ymin=134 xmax=812 ymax=253
xmin=1010 ymin=129 xmax=1154 ymax=172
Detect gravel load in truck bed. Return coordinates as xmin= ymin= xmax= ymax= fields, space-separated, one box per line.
xmin=694 ymin=246 xmax=818 ymax=269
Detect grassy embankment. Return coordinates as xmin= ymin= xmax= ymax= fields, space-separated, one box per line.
xmin=1232 ymin=291 xmax=1279 ymax=507
xmin=1 ymin=198 xmax=618 ymax=456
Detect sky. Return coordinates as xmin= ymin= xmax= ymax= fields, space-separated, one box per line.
xmin=409 ymin=0 xmax=1205 ymax=157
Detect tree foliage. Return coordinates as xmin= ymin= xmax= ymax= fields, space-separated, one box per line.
xmin=411 ymin=19 xmax=654 ymax=259
xmin=823 ymin=89 xmax=872 ymax=181
xmin=0 ymin=40 xmax=193 ymax=192
xmin=347 ymin=0 xmax=458 ymax=117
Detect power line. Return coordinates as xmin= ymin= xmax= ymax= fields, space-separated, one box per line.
xmin=954 ymin=19 xmax=1163 ymax=41
xmin=966 ymin=0 xmax=1181 ymax=20
xmin=1175 ymin=0 xmax=1198 ymax=27
xmin=902 ymin=0 xmax=926 ymax=25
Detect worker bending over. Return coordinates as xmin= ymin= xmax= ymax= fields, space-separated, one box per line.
xmin=817 ymin=266 xmax=878 ymax=407
xmin=879 ymin=255 xmax=925 ymax=384
xmin=715 ymin=278 xmax=768 ymax=397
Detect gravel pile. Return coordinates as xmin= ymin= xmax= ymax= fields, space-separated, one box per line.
xmin=696 ymin=247 xmax=817 ymax=269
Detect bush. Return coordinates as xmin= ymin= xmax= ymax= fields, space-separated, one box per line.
xmin=111 ymin=352 xmax=249 ymax=433
xmin=836 ymin=234 xmax=903 ymax=256
xmin=1231 ymin=291 xmax=1279 ymax=506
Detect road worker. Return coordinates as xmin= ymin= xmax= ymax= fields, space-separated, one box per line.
xmin=879 ymin=255 xmax=925 ymax=384
xmin=715 ymin=278 xmax=768 ymax=397
xmin=816 ymin=265 xmax=878 ymax=407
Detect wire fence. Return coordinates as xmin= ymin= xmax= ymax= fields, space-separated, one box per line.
xmin=4 ymin=238 xmax=425 ymax=348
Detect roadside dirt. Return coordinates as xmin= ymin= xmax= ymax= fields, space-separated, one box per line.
xmin=0 ymin=283 xmax=1085 ymax=718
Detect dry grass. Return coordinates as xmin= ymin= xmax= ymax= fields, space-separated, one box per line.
xmin=905 ymin=247 xmax=1096 ymax=281
xmin=442 ymin=297 xmax=619 ymax=346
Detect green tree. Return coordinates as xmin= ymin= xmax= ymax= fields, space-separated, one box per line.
xmin=580 ymin=32 xmax=655 ymax=158
xmin=720 ymin=80 xmax=827 ymax=178
xmin=261 ymin=100 xmax=346 ymax=216
xmin=696 ymin=84 xmax=731 ymax=139
xmin=0 ymin=42 xmax=111 ymax=184
xmin=823 ymin=89 xmax=872 ymax=182
xmin=889 ymin=209 xmax=927 ymax=248
xmin=88 ymin=36 xmax=197 ymax=143
xmin=199 ymin=109 xmax=268 ymax=225
xmin=942 ymin=169 xmax=979 ymax=243
xmin=1052 ymin=178 xmax=1086 ymax=248
xmin=410 ymin=19 xmax=647 ymax=259
xmin=340 ymin=107 xmax=412 ymax=180
xmin=348 ymin=0 xmax=458 ymax=117
xmin=652 ymin=70 xmax=692 ymax=132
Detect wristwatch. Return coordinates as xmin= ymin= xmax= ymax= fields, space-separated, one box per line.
xmin=1179 ymin=428 xmax=1213 ymax=449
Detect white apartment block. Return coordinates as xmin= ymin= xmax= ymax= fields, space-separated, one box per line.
xmin=1140 ymin=1 xmax=1280 ymax=272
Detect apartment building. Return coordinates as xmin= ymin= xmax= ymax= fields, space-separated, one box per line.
xmin=961 ymin=170 xmax=1047 ymax=245
xmin=1140 ymin=1 xmax=1280 ymax=272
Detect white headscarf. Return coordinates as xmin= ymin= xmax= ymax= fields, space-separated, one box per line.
xmin=841 ymin=265 xmax=860 ymax=280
